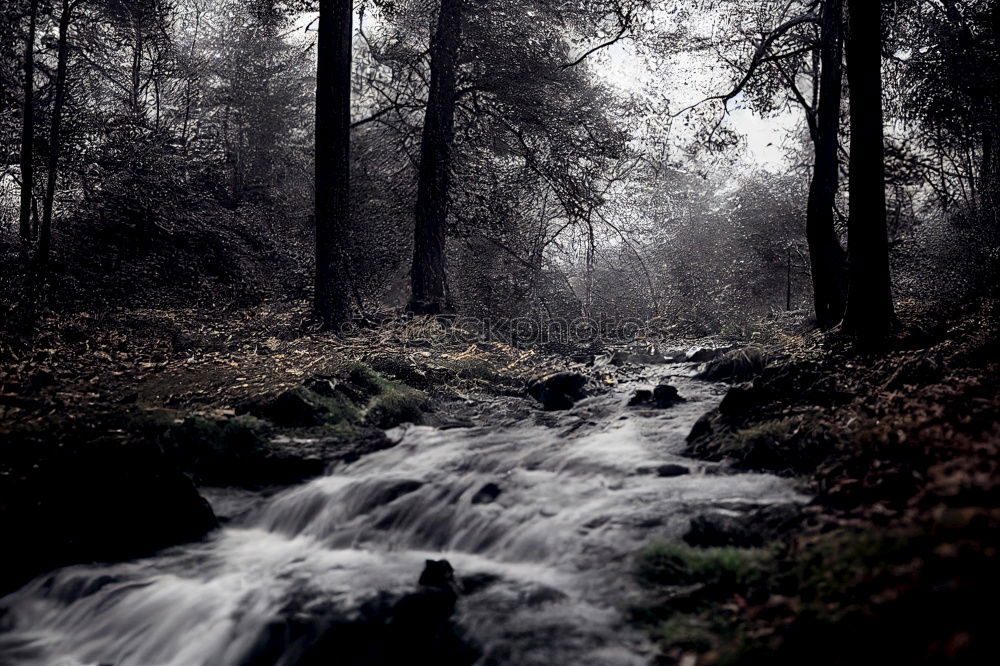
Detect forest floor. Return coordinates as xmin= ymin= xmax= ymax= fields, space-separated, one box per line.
xmin=636 ymin=298 xmax=1000 ymax=666
xmin=1 ymin=295 xmax=998 ymax=666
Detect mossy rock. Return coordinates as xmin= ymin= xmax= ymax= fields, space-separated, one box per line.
xmin=241 ymin=386 xmax=360 ymax=427
xmin=697 ymin=346 xmax=770 ymax=382
xmin=365 ymin=386 xmax=429 ymax=429
xmin=686 ymin=411 xmax=834 ymax=476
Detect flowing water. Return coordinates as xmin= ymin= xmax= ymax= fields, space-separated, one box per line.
xmin=0 ymin=363 xmax=804 ymax=666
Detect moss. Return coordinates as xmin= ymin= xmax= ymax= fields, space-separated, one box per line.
xmin=308 ymin=388 xmax=363 ymax=424
xmin=637 ymin=543 xmax=771 ymax=590
xmin=631 ymin=543 xmax=771 ymax=655
xmin=344 ymin=361 xmax=394 ymax=395
xmin=445 ymin=357 xmax=501 ymax=382
xmin=657 ymin=614 xmax=719 ymax=653
xmin=364 ymin=384 xmax=428 ymax=429
xmin=698 ymin=346 xmax=769 ymax=382
xmin=632 ymin=529 xmax=953 ymax=664
xmin=687 ymin=413 xmax=834 ymax=476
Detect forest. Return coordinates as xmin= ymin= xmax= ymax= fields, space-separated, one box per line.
xmin=0 ymin=0 xmax=997 ymax=664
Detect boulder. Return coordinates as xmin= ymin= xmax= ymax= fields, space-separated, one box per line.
xmin=240 ymin=387 xmax=338 ymax=427
xmin=653 ymin=384 xmax=686 ymax=407
xmin=683 ymin=504 xmax=802 ymax=548
xmin=696 ymin=346 xmax=769 ymax=382
xmin=628 ymin=389 xmax=653 ymax=406
xmin=268 ymin=559 xmax=479 ymax=666
xmin=2 ymin=438 xmax=217 ymax=595
xmin=629 ymin=384 xmax=686 ymax=408
xmin=527 ymin=372 xmax=588 ymax=411
xmin=657 ymin=464 xmax=691 ymax=477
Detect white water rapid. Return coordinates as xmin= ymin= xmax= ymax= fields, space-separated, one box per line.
xmin=0 ymin=365 xmax=804 ymax=666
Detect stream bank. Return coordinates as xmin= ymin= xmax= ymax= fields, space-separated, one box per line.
xmin=632 ymin=299 xmax=1000 ymax=666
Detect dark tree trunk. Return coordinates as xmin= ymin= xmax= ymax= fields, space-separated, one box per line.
xmin=18 ymin=0 xmax=38 ymax=244
xmin=843 ymin=0 xmax=894 ymax=341
xmin=408 ymin=0 xmax=464 ymax=315
xmin=39 ymin=0 xmax=73 ymax=266
xmin=314 ymin=0 xmax=353 ymax=327
xmin=805 ymin=0 xmax=847 ymax=328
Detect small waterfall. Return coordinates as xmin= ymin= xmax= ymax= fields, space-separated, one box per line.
xmin=0 ymin=372 xmax=803 ymax=666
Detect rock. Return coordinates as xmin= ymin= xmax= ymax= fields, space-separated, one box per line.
xmin=685 ymin=346 xmax=730 ymax=363
xmin=609 ymin=349 xmax=632 ymax=366
xmin=140 ymin=413 xmax=392 ymax=488
xmin=696 ymin=346 xmax=769 ymax=382
xmin=527 ymin=372 xmax=588 ymax=411
xmin=418 ymin=559 xmax=460 ymax=592
xmin=657 ymin=464 xmax=691 ymax=477
xmin=653 ymin=384 xmax=685 ymax=407
xmin=383 ymin=559 xmax=477 ymax=665
xmin=684 ymin=512 xmax=762 ymax=548
xmin=609 ymin=345 xmax=668 ymax=366
xmin=628 ymin=389 xmax=653 ymax=406
xmin=683 ymin=504 xmax=802 ymax=548
xmin=2 ymin=439 xmax=218 ymax=595
xmin=718 ymin=383 xmax=757 ymax=416
xmin=686 ymin=412 xmax=716 ymax=443
xmin=458 ymin=572 xmax=501 ymax=594
xmin=471 ymin=482 xmax=502 ymax=505
xmin=629 ymin=385 xmax=685 ymax=408
xmin=256 ymin=560 xmax=479 ymax=666
xmin=240 ymin=387 xmax=333 ymax=427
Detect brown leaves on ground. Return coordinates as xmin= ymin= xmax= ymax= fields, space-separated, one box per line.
xmin=0 ymin=299 xmax=566 ymax=435
xmin=660 ymin=298 xmax=1000 ymax=666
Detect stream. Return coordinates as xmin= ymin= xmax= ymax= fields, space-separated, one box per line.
xmin=0 ymin=360 xmax=804 ymax=666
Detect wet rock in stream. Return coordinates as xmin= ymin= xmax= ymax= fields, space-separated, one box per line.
xmin=527 ymin=372 xmax=588 ymax=411
xmin=656 ymin=464 xmax=691 ymax=477
xmin=683 ymin=504 xmax=802 ymax=548
xmin=246 ymin=559 xmax=479 ymax=666
xmin=628 ymin=384 xmax=686 ymax=408
xmin=471 ymin=482 xmax=503 ymax=504
xmin=684 ymin=346 xmax=733 ymax=363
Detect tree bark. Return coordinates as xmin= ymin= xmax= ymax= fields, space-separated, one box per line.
xmin=408 ymin=0 xmax=464 ymax=315
xmin=805 ymin=0 xmax=848 ymax=328
xmin=18 ymin=0 xmax=38 ymax=244
xmin=314 ymin=0 xmax=353 ymax=326
xmin=39 ymin=0 xmax=73 ymax=265
xmin=842 ymin=0 xmax=894 ymax=342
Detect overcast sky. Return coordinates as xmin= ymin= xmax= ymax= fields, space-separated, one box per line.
xmin=597 ymin=35 xmax=799 ymax=172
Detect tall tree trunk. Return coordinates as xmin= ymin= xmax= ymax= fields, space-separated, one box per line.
xmin=39 ymin=0 xmax=73 ymax=266
xmin=408 ymin=0 xmax=464 ymax=315
xmin=314 ymin=0 xmax=353 ymax=326
xmin=18 ymin=0 xmax=38 ymax=244
xmin=843 ymin=0 xmax=894 ymax=341
xmin=805 ymin=0 xmax=847 ymax=328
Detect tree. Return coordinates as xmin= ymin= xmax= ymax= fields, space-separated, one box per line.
xmin=18 ymin=0 xmax=38 ymax=244
xmin=408 ymin=0 xmax=464 ymax=315
xmin=663 ymin=1 xmax=852 ymax=328
xmin=805 ymin=0 xmax=847 ymax=328
xmin=842 ymin=0 xmax=893 ymax=341
xmin=314 ymin=0 xmax=354 ymax=326
xmin=39 ymin=0 xmax=82 ymax=265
